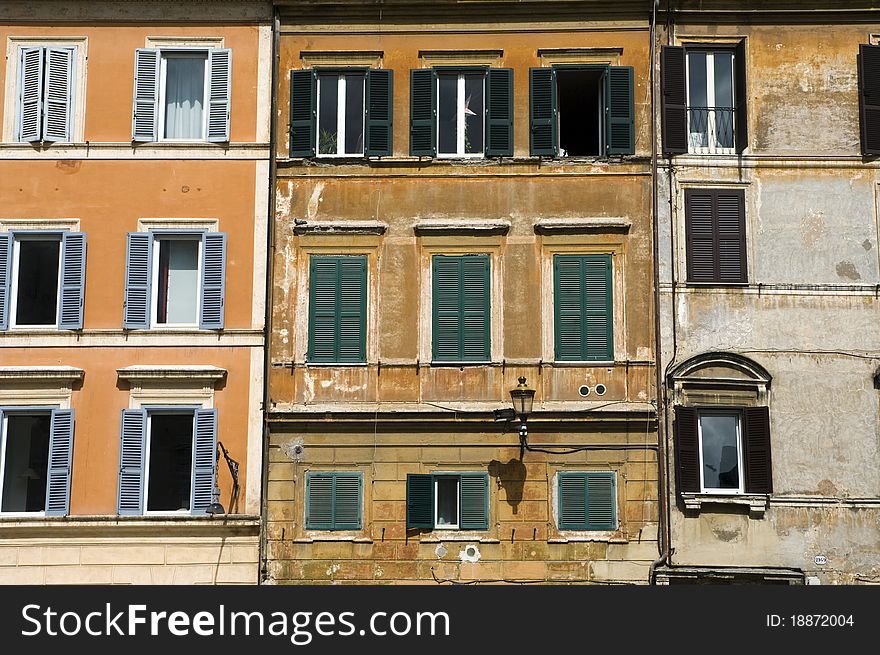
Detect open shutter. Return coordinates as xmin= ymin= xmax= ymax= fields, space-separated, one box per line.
xmin=409 ymin=68 xmax=436 ymax=156
xmin=306 ymin=474 xmax=334 ymax=529
xmin=734 ymin=41 xmax=748 ymax=154
xmin=45 ymin=408 xmax=74 ymax=516
xmin=290 ymin=69 xmax=316 ymax=157
xmin=199 ymin=232 xmax=227 ymax=329
xmin=858 ymin=44 xmax=880 ymax=156
xmin=558 ymin=473 xmax=588 ymax=530
xmin=606 ymin=66 xmax=635 ymax=155
xmin=406 ymin=474 xmax=434 ymax=529
xmin=59 ymin=231 xmax=86 ymax=330
xmin=365 ymin=69 xmax=393 ymax=157
xmin=333 ymin=473 xmax=363 ymax=529
xmin=674 ymin=406 xmax=701 ymax=494
xmin=338 ymin=257 xmax=367 ymax=363
xmin=117 ymin=409 xmax=147 ymax=515
xmin=583 ymin=255 xmax=613 ymax=361
xmin=123 ymin=232 xmax=152 ymax=329
xmin=715 ymin=190 xmax=747 ymax=284
xmin=554 ymin=256 xmax=583 ymax=361
xmin=461 ymin=255 xmax=490 ymax=362
xmin=684 ymin=189 xmax=718 ymax=283
xmin=0 ymin=233 xmax=12 ymax=331
xmin=585 ymin=473 xmax=616 ymax=530
xmin=661 ymin=46 xmax=688 ymax=155
xmin=42 ymin=47 xmax=74 ymax=142
xmin=132 ymin=49 xmax=159 ymax=142
xmin=529 ymin=67 xmax=557 ymax=156
xmin=486 ymin=68 xmax=514 ymax=157
xmin=191 ymin=408 xmax=218 ymax=514
xmin=207 ymin=48 xmax=232 ymax=142
xmin=432 ymin=255 xmax=463 ymax=361
xmin=743 ymin=407 xmax=773 ymax=494
xmin=17 ymin=47 xmax=44 ymax=142
xmin=459 ymin=473 xmax=489 ymax=530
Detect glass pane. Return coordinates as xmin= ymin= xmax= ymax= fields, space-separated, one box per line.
xmin=157 ymin=239 xmax=199 ymax=324
xmin=713 ymin=52 xmax=734 ymax=108
xmin=700 ymin=414 xmax=740 ymax=490
xmin=317 ymin=74 xmax=339 ymax=155
xmin=464 ymin=74 xmax=484 ymax=154
xmin=164 ymin=56 xmax=205 ymax=139
xmin=15 ymin=239 xmax=60 ymax=326
xmin=687 ymin=52 xmax=708 ymax=107
xmin=1 ymin=414 xmax=50 ymax=512
xmin=147 ymin=414 xmax=193 ymax=512
xmin=435 ymin=477 xmax=459 ymax=527
xmin=437 ymin=74 xmax=457 ymax=154
xmin=344 ymin=74 xmax=365 ymax=154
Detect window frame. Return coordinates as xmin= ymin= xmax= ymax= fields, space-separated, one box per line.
xmin=141 ymin=406 xmax=198 ymax=516
xmin=552 ymin=253 xmax=615 ymax=363
xmin=148 ymin=230 xmax=204 ymax=329
xmin=315 ymin=69 xmax=366 ymax=158
xmin=435 ymin=68 xmax=486 ymax=159
xmin=430 ymin=252 xmax=492 ymax=364
xmin=156 ymin=48 xmax=210 ymax=143
xmin=304 ymin=471 xmax=364 ymax=531
xmin=306 ymin=254 xmax=368 ymax=364
xmin=696 ymin=408 xmax=745 ymax=495
xmin=682 ymin=186 xmax=749 ymax=286
xmin=433 ymin=475 xmax=461 ymax=530
xmin=553 ymin=64 xmax=607 ymax=158
xmin=556 ymin=471 xmax=618 ymax=532
xmin=0 ymin=406 xmax=54 ymax=517
xmin=8 ymin=231 xmax=62 ymax=330
xmin=685 ymin=48 xmax=737 ymax=155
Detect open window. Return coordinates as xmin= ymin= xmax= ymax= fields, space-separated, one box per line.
xmin=405 ymin=473 xmax=489 ymax=530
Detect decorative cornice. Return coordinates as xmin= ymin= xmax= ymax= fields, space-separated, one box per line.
xmin=534 ymin=217 xmax=631 ymax=233
xmin=0 ymin=367 xmax=84 ymax=384
xmin=414 ymin=219 xmax=510 ymax=235
xmin=116 ymin=365 xmax=227 ymax=384
xmin=293 ymin=220 xmax=388 ymax=235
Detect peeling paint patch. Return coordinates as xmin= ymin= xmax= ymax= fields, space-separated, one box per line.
xmin=817 ymin=479 xmax=839 ymax=496
xmin=325 ymin=564 xmax=340 ymax=576
xmin=835 ymin=260 xmax=861 ymax=281
xmin=459 ymin=544 xmax=481 ymax=563
xmin=712 ymin=526 xmax=743 ymax=543
xmin=306 ymin=183 xmax=325 ymax=221
xmin=434 ymin=544 xmax=447 ymax=559
xmin=801 ymin=210 xmax=824 ymax=248
xmin=862 ymin=239 xmax=873 ymax=251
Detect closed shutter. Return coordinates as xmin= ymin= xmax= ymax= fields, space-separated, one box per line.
xmin=432 ymin=255 xmax=490 ymax=362
xmin=661 ymin=46 xmax=688 ymax=155
xmin=308 ymin=257 xmax=338 ymax=362
xmin=432 ymin=255 xmax=462 ymax=361
xmin=410 ymin=69 xmax=436 ymax=157
xmin=42 ymin=47 xmax=74 ymax=142
xmin=132 ymin=49 xmax=160 ymax=142
xmin=529 ymin=67 xmax=557 ymax=156
xmin=58 ymin=231 xmax=86 ymax=330
xmin=585 ymin=472 xmax=616 ymax=530
xmin=365 ymin=69 xmax=393 ymax=157
xmin=289 ymin=69 xmax=316 ymax=157
xmin=605 ymin=66 xmax=635 ymax=155
xmin=554 ymin=255 xmax=613 ymax=361
xmin=333 ymin=473 xmax=362 ymax=529
xmin=461 ymin=256 xmax=490 ymax=361
xmin=17 ymin=47 xmax=44 ymax=142
xmin=554 ymin=256 xmax=582 ymax=360
xmin=715 ymin=190 xmax=748 ymax=284
xmin=191 ymin=408 xmax=218 ymax=514
xmin=558 ymin=473 xmax=588 ymax=530
xmin=45 ymin=408 xmax=74 ymax=516
xmin=306 ymin=474 xmax=334 ymax=529
xmin=117 ymin=409 xmax=147 ymax=515
xmin=684 ymin=189 xmax=716 ymax=283
xmin=0 ymin=233 xmax=12 ymax=331
xmin=583 ymin=255 xmax=613 ymax=361
xmin=207 ymin=48 xmax=232 ymax=142
xmin=459 ymin=473 xmax=489 ymax=530
xmin=406 ymin=474 xmax=434 ymax=529
xmin=123 ymin=232 xmax=152 ymax=329
xmin=685 ymin=189 xmax=747 ymax=284
xmin=199 ymin=232 xmax=227 ymax=329
xmin=743 ymin=406 xmax=773 ymax=494
xmin=674 ymin=406 xmax=701 ymax=494
xmin=734 ymin=41 xmax=748 ymax=153
xmin=486 ymin=68 xmax=514 ymax=157
xmin=308 ymin=256 xmax=367 ymax=363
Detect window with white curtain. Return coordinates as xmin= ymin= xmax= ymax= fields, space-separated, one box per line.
xmin=159 ymin=51 xmax=207 ymax=141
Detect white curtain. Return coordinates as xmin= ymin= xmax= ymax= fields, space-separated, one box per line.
xmin=164 ymin=57 xmax=205 ymax=139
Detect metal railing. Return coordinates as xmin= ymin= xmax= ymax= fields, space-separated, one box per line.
xmin=687 ymin=106 xmax=735 ymax=154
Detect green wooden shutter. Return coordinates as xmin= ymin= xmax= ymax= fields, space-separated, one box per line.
xmin=558 ymin=473 xmax=588 ymax=530
xmin=306 ymin=473 xmax=334 ymax=529
xmin=308 ymin=256 xmax=367 ymax=363
xmin=585 ymin=472 xmax=616 ymax=530
xmin=605 ymin=66 xmax=634 ymax=155
xmin=406 ymin=474 xmax=434 ymax=529
xmin=461 ymin=255 xmax=490 ymax=361
xmin=290 ymin=69 xmax=316 ymax=157
xmin=486 ymin=68 xmax=513 ymax=157
xmin=432 ymin=255 xmax=489 ymax=362
xmin=365 ymin=69 xmax=393 ymax=157
xmin=583 ymin=255 xmax=613 ymax=361
xmin=432 ymin=255 xmax=462 ymax=361
xmin=333 ymin=473 xmax=363 ymax=529
xmin=554 ymin=255 xmax=613 ymax=362
xmin=459 ymin=473 xmax=489 ymax=530
xmin=529 ymin=67 xmax=556 ymax=156
xmin=554 ymin=256 xmax=584 ymax=361
xmin=410 ymin=68 xmax=436 ymax=156
xmin=306 ymin=472 xmax=363 ymax=530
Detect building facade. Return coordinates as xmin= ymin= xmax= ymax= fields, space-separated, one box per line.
xmin=265 ymin=0 xmax=659 ymax=584
xmin=654 ymin=0 xmax=880 ymax=584
xmin=0 ymin=0 xmax=271 ymax=584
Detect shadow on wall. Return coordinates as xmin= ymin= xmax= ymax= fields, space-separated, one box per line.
xmin=488 ymin=459 xmax=526 ymax=514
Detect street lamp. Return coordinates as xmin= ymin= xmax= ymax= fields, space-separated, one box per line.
xmin=509 ymin=376 xmax=536 ymax=455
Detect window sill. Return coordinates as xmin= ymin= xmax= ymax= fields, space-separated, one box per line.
xmin=294 ymin=535 xmax=373 ymax=543
xmin=304 ymin=362 xmax=368 ymax=367
xmin=419 ymin=534 xmax=499 ymax=543
xmin=681 ymin=493 xmax=769 ymax=518
xmin=551 ymin=360 xmax=615 ymax=367
xmin=429 ymin=361 xmax=495 ymax=367
xmin=548 ymin=534 xmax=626 ymax=544
xmin=684 ymin=282 xmax=749 ymax=288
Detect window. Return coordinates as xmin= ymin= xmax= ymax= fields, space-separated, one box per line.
xmin=554 ymin=254 xmax=613 ymax=361
xmin=661 ymin=43 xmax=747 ymax=155
xmin=117 ymin=407 xmax=217 ymax=516
xmin=697 ymin=411 xmax=743 ymax=493
xmin=123 ymin=230 xmax=227 ymax=330
xmin=431 ymin=254 xmax=490 ymax=363
xmin=14 ymin=46 xmax=76 ymax=143
xmin=405 ymin=473 xmax=489 ymax=530
xmin=684 ymin=188 xmax=747 ymax=284
xmin=305 ymin=472 xmax=362 ymax=530
xmin=290 ymin=68 xmax=392 ymax=158
xmin=529 ymin=65 xmax=634 ymax=157
xmin=0 ymin=407 xmax=74 ymax=516
xmin=0 ymin=231 xmax=86 ymax=331
xmin=858 ymin=44 xmax=880 ymax=156
xmin=307 ymin=256 xmax=367 ymax=363
xmin=410 ymin=67 xmax=512 ymax=157
xmin=557 ymin=472 xmax=617 ymax=531
xmin=132 ymin=47 xmax=231 ymax=143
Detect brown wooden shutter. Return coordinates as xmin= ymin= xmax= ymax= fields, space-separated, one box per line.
xmin=661 ymin=46 xmax=688 ymax=155
xmin=743 ymin=406 xmax=773 ymax=494
xmin=734 ymin=41 xmax=748 ymax=153
xmin=674 ymin=406 xmax=701 ymax=494
xmin=685 ymin=189 xmax=747 ymax=284
xmin=715 ymin=189 xmax=748 ymax=284
xmin=858 ymin=44 xmax=880 ymax=156
xmin=684 ymin=189 xmax=717 ymax=283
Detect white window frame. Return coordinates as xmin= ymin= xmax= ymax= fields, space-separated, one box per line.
xmin=436 ymin=71 xmax=485 ymax=159
xmin=685 ymin=50 xmax=736 ymax=155
xmin=433 ymin=474 xmax=461 ymax=530
xmin=142 ymin=407 xmax=197 ymax=516
xmin=149 ymin=232 xmax=203 ymax=329
xmin=697 ymin=409 xmax=745 ymax=495
xmin=0 ymin=407 xmax=54 ymax=517
xmin=8 ymin=232 xmax=62 ymax=330
xmin=315 ymin=71 xmax=365 ymax=157
xmin=157 ymin=48 xmax=210 ymax=143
